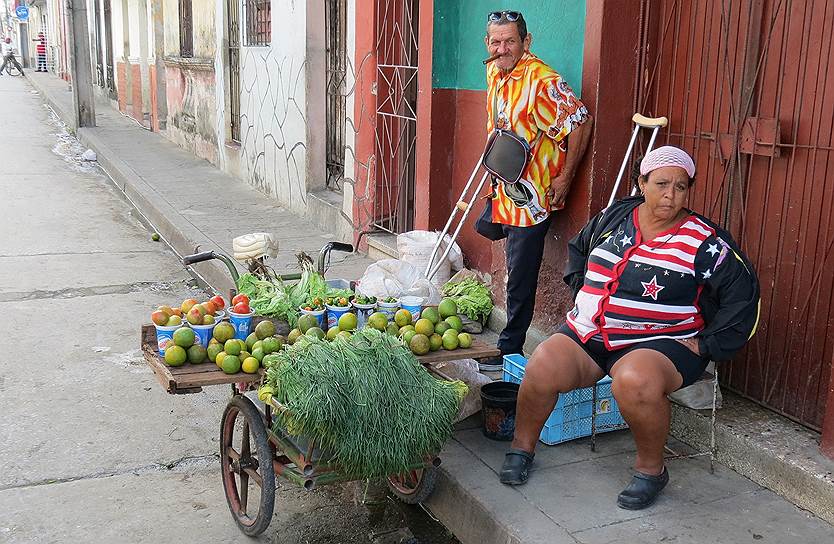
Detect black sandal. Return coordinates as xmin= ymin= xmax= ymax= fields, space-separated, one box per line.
xmin=499 ymin=448 xmax=535 ymax=485
xmin=617 ymin=466 xmax=669 ymax=510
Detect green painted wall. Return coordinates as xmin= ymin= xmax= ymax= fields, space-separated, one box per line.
xmin=432 ymin=1 xmax=586 ymax=93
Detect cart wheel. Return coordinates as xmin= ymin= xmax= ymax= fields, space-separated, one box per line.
xmin=220 ymin=395 xmax=276 ymax=536
xmin=386 ymin=466 xmax=438 ymax=504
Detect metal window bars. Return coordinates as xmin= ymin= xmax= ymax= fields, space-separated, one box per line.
xmin=243 ymin=0 xmax=271 ymax=47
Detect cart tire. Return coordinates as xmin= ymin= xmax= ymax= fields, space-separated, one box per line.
xmin=220 ymin=395 xmax=276 ymax=536
xmin=386 ymin=466 xmax=438 ymax=504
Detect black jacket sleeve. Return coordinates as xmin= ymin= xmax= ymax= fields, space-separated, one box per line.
xmin=564 ymin=197 xmax=643 ymax=300
xmin=693 ymin=231 xmax=760 ymax=362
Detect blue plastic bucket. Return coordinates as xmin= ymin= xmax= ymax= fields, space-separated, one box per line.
xmin=351 ymin=301 xmax=376 ymax=329
xmin=326 ymin=304 xmax=351 ymax=331
xmin=400 ymin=296 xmax=424 ymax=321
xmin=154 ymin=324 xmax=180 ymax=356
xmin=229 ymin=310 xmax=255 ymax=340
xmin=378 ymin=300 xmax=400 ymax=320
xmin=299 ymin=307 xmax=326 ymax=329
xmin=190 ymin=322 xmax=216 ymax=348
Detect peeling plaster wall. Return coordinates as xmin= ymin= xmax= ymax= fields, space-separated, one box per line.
xmin=162 ymin=0 xmax=220 ymax=165
xmin=235 ymin=0 xmax=310 ymax=215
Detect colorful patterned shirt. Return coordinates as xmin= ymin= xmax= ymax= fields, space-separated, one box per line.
xmin=486 ymin=52 xmax=589 ymax=227
xmin=567 ymin=209 xmax=730 ymax=349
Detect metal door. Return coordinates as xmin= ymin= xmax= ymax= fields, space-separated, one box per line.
xmin=637 ymin=0 xmax=834 ymax=429
xmin=373 ymin=0 xmax=418 ymax=233
xmin=227 ymin=0 xmax=241 ymax=142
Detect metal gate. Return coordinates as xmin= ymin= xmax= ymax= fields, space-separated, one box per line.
xmin=94 ymin=0 xmax=105 ymax=88
xmin=637 ymin=0 xmax=834 ymax=429
xmin=373 ymin=0 xmax=418 ymax=233
xmin=326 ymin=0 xmax=347 ymax=190
xmin=227 ymin=0 xmax=241 ymax=142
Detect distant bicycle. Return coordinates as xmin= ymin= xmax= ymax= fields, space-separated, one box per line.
xmin=0 ymin=50 xmax=24 ymax=76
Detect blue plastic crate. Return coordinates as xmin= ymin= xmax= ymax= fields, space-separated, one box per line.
xmin=503 ymin=354 xmax=628 ymax=445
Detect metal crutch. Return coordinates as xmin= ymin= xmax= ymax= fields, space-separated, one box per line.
xmin=424 ymin=154 xmax=490 ymax=282
xmin=606 ymin=113 xmax=669 ymax=208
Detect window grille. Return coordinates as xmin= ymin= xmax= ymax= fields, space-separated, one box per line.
xmin=179 ymin=0 xmax=193 ymax=57
xmin=243 ymin=0 xmax=271 ymax=46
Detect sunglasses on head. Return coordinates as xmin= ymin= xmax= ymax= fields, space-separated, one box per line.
xmin=488 ymin=10 xmax=522 ymax=22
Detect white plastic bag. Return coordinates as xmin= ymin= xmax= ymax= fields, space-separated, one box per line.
xmin=668 ymin=362 xmax=723 ymax=410
xmin=397 ymin=231 xmax=463 ymax=287
xmin=434 ymin=359 xmax=493 ymax=422
xmin=357 ymin=259 xmax=441 ymax=304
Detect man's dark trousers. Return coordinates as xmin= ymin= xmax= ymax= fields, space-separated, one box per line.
xmin=498 ymin=214 xmax=553 ymax=355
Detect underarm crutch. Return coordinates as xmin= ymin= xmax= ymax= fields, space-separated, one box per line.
xmin=606 ymin=113 xmax=669 ymax=208
xmin=424 ymin=154 xmax=490 ymax=282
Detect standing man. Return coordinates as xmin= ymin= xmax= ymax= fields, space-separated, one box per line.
xmin=480 ymin=10 xmax=593 ymax=366
xmin=33 ymin=32 xmax=47 ymax=72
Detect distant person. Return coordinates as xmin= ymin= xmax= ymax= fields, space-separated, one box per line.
xmin=0 ymin=37 xmax=23 ymax=76
xmin=33 ymin=32 xmax=47 ymax=72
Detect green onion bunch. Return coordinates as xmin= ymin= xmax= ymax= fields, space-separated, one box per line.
xmin=263 ymin=328 xmax=468 ymax=479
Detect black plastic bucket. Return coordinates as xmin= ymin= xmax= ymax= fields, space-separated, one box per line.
xmin=480 ymin=381 xmax=520 ymax=441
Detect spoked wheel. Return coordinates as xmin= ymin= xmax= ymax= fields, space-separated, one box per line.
xmin=220 ymin=395 xmax=276 ymax=536
xmin=386 ymin=466 xmax=438 ymax=504
xmin=6 ymin=64 xmax=23 ymax=77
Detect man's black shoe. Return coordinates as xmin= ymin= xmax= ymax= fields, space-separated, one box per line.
xmin=616 ymin=466 xmax=669 ymax=510
xmin=479 ymin=355 xmax=504 ymax=372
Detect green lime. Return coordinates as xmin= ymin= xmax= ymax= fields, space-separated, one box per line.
xmin=445 ymin=315 xmax=464 ymax=332
xmin=187 ymin=344 xmax=207 ymax=364
xmin=338 ymin=312 xmax=358 ymax=332
xmin=421 ymin=307 xmax=440 ymax=325
xmin=434 ymin=322 xmax=451 ymax=335
xmin=245 ymin=332 xmax=259 ymax=351
xmin=172 ymin=327 xmax=195 ymax=348
xmin=251 ymin=347 xmax=265 ymax=362
xmin=224 ymin=339 xmax=242 ymax=356
xmin=438 ymin=299 xmax=458 ymax=319
xmin=207 ymin=343 xmax=223 ymax=363
xmin=429 ymin=333 xmax=443 ymax=352
xmin=221 ymin=355 xmax=241 ymax=374
xmin=458 ymin=332 xmax=473 ymax=349
xmin=255 ymin=319 xmax=276 ymax=340
xmin=306 ymin=327 xmax=325 ymax=340
xmin=409 ymin=334 xmax=431 ymax=355
xmin=164 ymin=345 xmax=187 ymax=366
xmin=241 ymin=357 xmax=260 ymax=374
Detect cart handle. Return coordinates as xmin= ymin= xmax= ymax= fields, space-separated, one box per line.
xmin=182 ymin=250 xmax=240 ymax=283
xmin=317 ymin=242 xmax=354 ymax=276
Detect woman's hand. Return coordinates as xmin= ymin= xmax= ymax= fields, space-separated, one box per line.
xmin=676 ymin=337 xmax=701 ymax=356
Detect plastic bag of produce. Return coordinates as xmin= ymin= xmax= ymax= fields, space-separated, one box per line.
xmin=434 ymin=359 xmax=493 ymax=422
xmin=397 ymin=231 xmax=464 ymax=287
xmin=357 ymin=259 xmax=441 ymax=304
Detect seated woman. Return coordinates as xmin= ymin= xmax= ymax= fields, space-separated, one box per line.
xmin=499 ymin=146 xmax=760 ymax=510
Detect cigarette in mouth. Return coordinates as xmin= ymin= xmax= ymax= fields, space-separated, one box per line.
xmin=483 ymin=53 xmax=502 ymax=65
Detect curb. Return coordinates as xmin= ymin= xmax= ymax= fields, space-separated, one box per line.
xmin=27 ymin=74 xmax=237 ymax=296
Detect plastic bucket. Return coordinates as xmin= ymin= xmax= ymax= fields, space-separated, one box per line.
xmin=480 ymin=381 xmax=520 ymax=441
xmin=400 ymin=296 xmax=424 ymax=321
xmin=378 ymin=300 xmax=400 ymax=320
xmin=154 ymin=324 xmax=180 ymax=356
xmin=190 ymin=322 xmax=216 ymax=348
xmin=299 ymin=307 xmax=326 ymax=329
xmin=351 ymin=301 xmax=377 ymax=329
xmin=326 ymin=304 xmax=351 ymax=331
xmin=229 ymin=310 xmax=255 ymax=340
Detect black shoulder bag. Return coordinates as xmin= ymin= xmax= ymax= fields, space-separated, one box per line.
xmin=475 ymin=91 xmax=543 ymax=241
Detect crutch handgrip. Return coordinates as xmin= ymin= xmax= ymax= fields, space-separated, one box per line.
xmin=632 ymin=114 xmax=668 ymax=128
xmin=456 ymin=201 xmax=469 ymax=211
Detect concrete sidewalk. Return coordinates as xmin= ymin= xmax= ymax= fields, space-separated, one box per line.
xmin=25 ymin=73 xmax=370 ymax=294
xmin=25 ymin=73 xmax=834 ymax=544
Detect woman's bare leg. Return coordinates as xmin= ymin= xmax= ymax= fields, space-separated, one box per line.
xmin=608 ymin=350 xmax=683 ymax=475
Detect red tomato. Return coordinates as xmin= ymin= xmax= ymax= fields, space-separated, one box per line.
xmin=232 ymin=294 xmax=250 ymax=306
xmin=210 ymin=295 xmax=225 ymax=310
xmin=233 ymin=302 xmax=251 ymax=314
